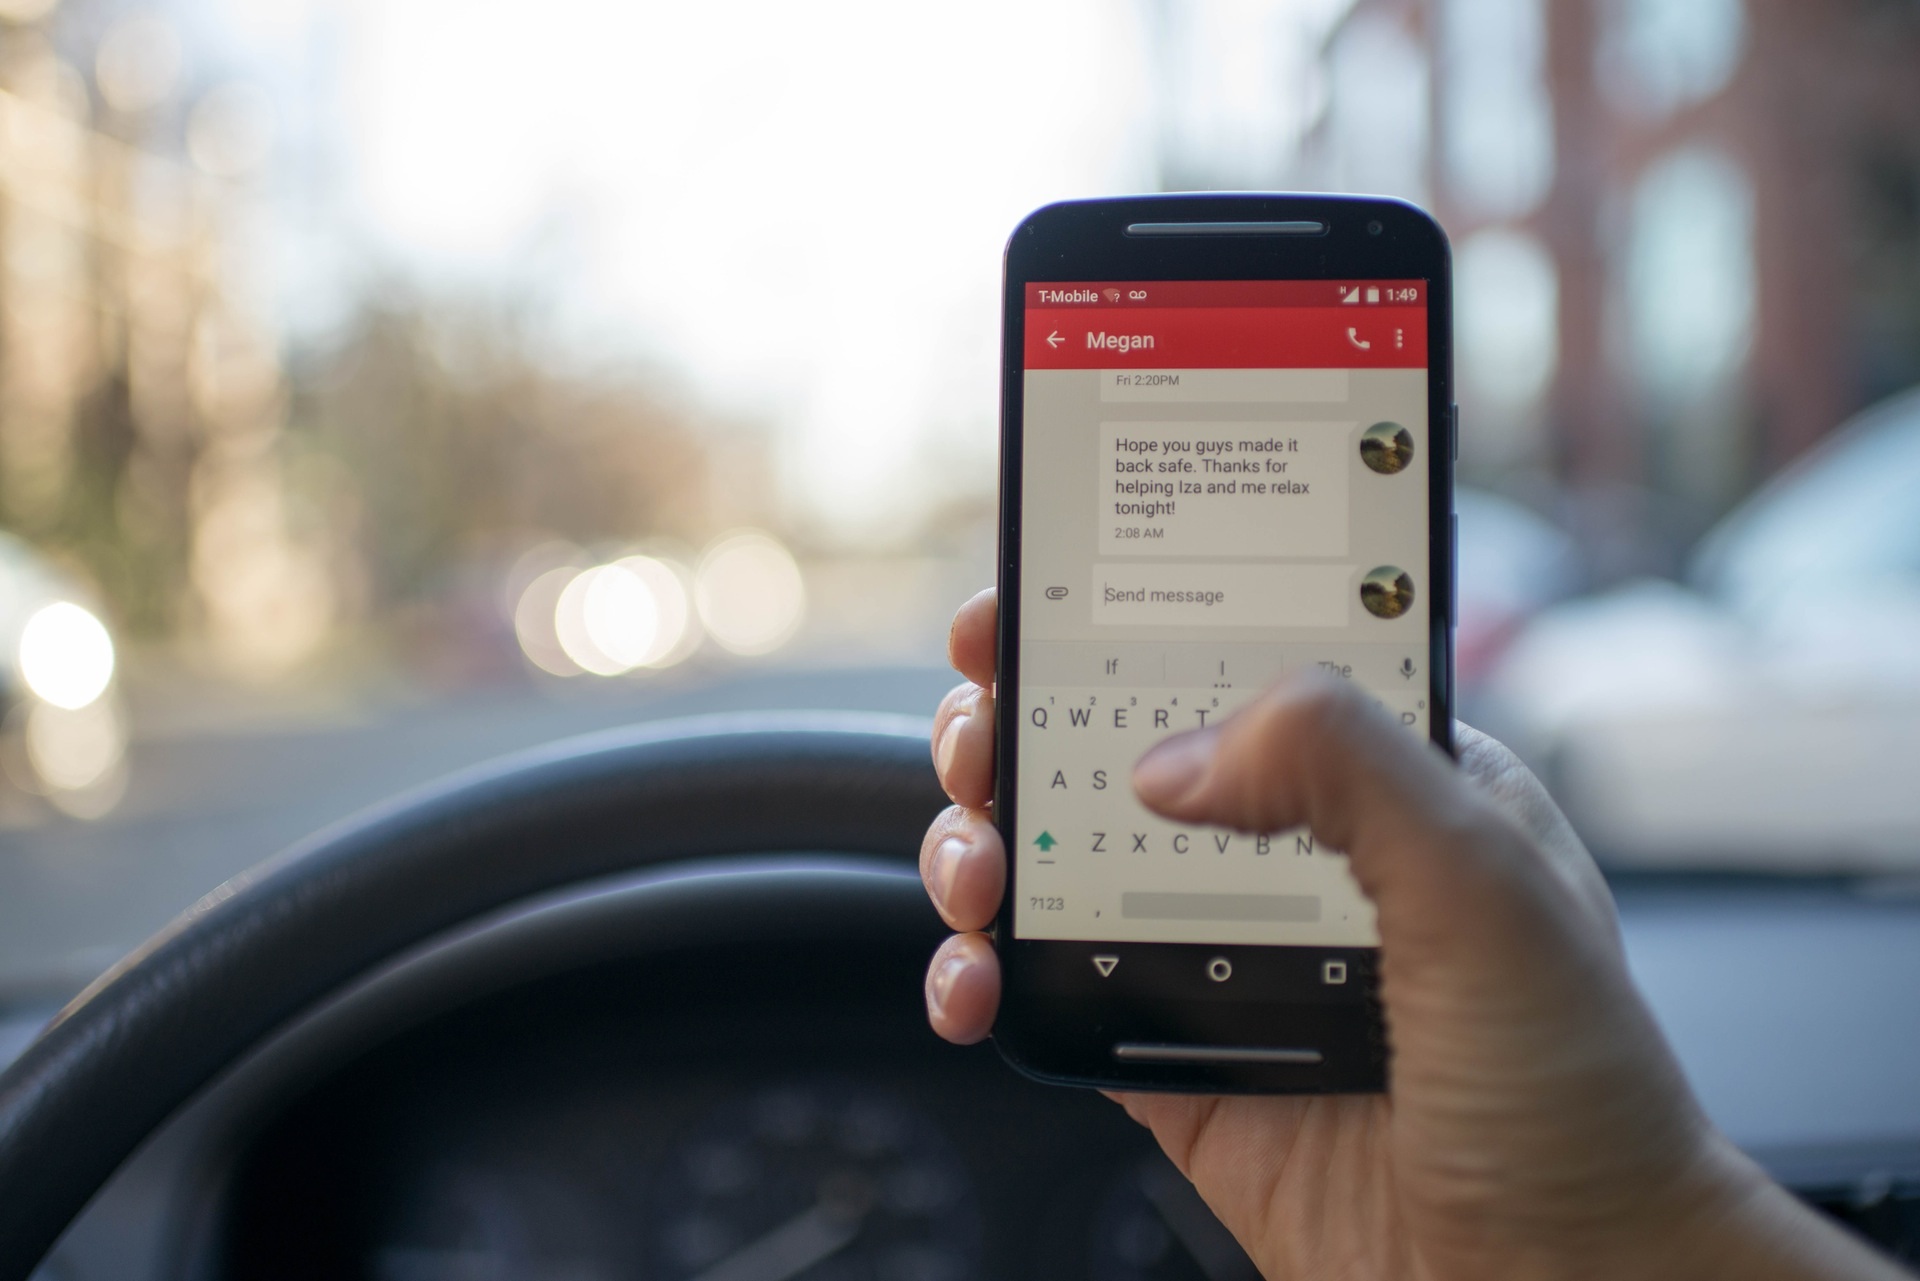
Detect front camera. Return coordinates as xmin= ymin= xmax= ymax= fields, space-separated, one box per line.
xmin=1367 ymin=220 xmax=1384 ymax=236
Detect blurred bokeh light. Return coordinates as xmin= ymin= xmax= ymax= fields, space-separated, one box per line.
xmin=695 ymin=533 xmax=806 ymax=658
xmin=186 ymin=82 xmax=275 ymax=178
xmin=93 ymin=14 xmax=181 ymax=115
xmin=17 ymin=603 xmax=114 ymax=711
xmin=25 ymin=698 xmax=124 ymax=800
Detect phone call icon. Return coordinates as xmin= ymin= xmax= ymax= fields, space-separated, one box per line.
xmin=1347 ymin=327 xmax=1371 ymax=350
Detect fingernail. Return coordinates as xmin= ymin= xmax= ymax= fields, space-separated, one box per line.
xmin=1134 ymin=730 xmax=1218 ymax=805
xmin=934 ymin=714 xmax=968 ymax=779
xmin=928 ymin=836 xmax=969 ymax=913
xmin=926 ymin=952 xmax=969 ymax=1020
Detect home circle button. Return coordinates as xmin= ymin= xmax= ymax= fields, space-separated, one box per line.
xmin=1205 ymin=956 xmax=1233 ymax=983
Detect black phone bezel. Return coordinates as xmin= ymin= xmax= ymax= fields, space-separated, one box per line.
xmin=991 ymin=193 xmax=1456 ymax=1094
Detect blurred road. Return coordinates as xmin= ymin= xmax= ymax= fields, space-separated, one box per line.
xmin=0 ymin=666 xmax=956 ymax=1006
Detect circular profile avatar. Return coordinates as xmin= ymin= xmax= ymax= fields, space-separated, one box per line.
xmin=1359 ymin=421 xmax=1415 ymax=475
xmin=1360 ymin=566 xmax=1416 ymax=620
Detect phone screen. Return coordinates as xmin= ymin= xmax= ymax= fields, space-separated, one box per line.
xmin=1013 ymin=278 xmax=1431 ymax=950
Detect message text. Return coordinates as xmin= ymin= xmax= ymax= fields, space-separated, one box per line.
xmin=1098 ymin=421 xmax=1353 ymax=558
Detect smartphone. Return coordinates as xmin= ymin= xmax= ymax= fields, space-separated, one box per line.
xmin=991 ymin=194 xmax=1454 ymax=1093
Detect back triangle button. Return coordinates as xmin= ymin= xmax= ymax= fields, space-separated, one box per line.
xmin=1092 ymin=955 xmax=1119 ymax=978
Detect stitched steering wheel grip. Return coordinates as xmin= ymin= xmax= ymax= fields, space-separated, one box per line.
xmin=0 ymin=712 xmax=946 ymax=1279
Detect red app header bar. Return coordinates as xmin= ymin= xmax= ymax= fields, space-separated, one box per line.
xmin=1023 ymin=280 xmax=1427 ymax=369
xmin=1024 ymin=306 xmax=1427 ymax=369
xmin=1025 ymin=279 xmax=1424 ymax=308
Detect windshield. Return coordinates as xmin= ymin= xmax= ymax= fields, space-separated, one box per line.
xmin=0 ymin=0 xmax=1917 ymax=1010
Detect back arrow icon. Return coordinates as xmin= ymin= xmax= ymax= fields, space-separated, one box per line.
xmin=1046 ymin=330 xmax=1064 ymax=348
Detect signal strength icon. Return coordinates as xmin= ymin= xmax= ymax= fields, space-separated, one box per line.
xmin=1341 ymin=286 xmax=1361 ymax=304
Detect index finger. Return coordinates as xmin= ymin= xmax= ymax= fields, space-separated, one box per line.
xmin=948 ymin=588 xmax=996 ymax=689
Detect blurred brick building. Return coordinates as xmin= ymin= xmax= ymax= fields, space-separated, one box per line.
xmin=1306 ymin=0 xmax=1920 ymax=571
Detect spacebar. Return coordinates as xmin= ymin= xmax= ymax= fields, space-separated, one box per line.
xmin=1113 ymin=1043 xmax=1324 ymax=1065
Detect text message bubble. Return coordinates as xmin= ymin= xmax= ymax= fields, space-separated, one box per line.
xmin=1099 ymin=421 xmax=1352 ymax=558
xmin=1091 ymin=562 xmax=1352 ymax=628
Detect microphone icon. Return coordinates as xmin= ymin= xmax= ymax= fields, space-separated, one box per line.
xmin=1399 ymin=657 xmax=1416 ymax=679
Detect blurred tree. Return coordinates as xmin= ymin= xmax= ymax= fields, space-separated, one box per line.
xmin=0 ymin=32 xmax=202 ymax=636
xmin=285 ymin=294 xmax=738 ymax=620
xmin=0 ymin=29 xmax=745 ymax=677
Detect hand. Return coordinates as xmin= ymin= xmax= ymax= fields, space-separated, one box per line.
xmin=922 ymin=588 xmax=1910 ymax=1281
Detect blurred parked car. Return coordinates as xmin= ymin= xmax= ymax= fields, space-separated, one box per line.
xmin=0 ymin=535 xmax=126 ymax=819
xmin=1483 ymin=385 xmax=1920 ymax=871
xmin=1453 ymin=487 xmax=1583 ymax=703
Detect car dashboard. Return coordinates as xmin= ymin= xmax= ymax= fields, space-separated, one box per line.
xmin=124 ymin=931 xmax=1260 ymax=1281
xmin=24 ymin=862 xmax=1920 ymax=1281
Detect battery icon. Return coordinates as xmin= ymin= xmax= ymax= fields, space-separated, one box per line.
xmin=1366 ymin=287 xmax=1380 ymax=304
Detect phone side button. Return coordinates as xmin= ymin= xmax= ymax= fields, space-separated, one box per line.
xmin=1112 ymin=1044 xmax=1324 ymax=1066
xmin=1451 ymin=403 xmax=1459 ymax=461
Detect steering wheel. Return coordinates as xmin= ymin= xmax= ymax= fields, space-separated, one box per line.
xmin=0 ymin=713 xmax=948 ymax=1279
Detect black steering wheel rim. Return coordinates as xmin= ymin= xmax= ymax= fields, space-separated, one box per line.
xmin=0 ymin=712 xmax=945 ymax=1278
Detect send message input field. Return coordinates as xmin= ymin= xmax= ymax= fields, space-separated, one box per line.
xmin=1091 ymin=563 xmax=1353 ymax=627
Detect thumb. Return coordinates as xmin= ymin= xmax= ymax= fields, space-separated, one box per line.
xmin=1129 ymin=673 xmax=1570 ymax=966
xmin=1129 ymin=674 xmax=1733 ymax=1279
